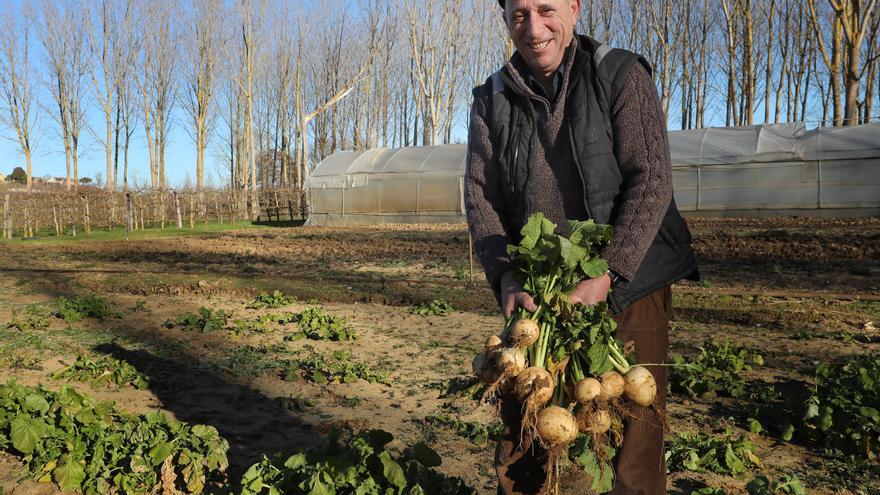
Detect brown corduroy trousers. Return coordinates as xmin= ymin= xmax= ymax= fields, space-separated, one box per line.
xmin=495 ymin=287 xmax=672 ymax=495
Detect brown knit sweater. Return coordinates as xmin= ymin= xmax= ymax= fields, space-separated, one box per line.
xmin=464 ymin=42 xmax=673 ymax=291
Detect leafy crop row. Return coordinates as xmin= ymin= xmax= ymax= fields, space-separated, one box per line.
xmin=57 ymin=296 xmax=119 ymax=322
xmin=669 ymin=340 xmax=763 ymax=399
xmin=49 ymin=355 xmax=150 ymax=390
xmin=238 ymin=429 xmax=473 ymax=495
xmin=284 ymin=346 xmax=388 ymax=385
xmin=0 ymin=380 xmax=228 ymax=493
xmin=666 ymin=428 xmax=761 ymax=478
xmin=247 ymin=290 xmax=295 ymax=310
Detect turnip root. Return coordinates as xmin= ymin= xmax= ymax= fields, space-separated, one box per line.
xmin=509 ymin=318 xmax=540 ymax=348
xmin=494 ymin=348 xmax=527 ymax=375
xmin=484 ymin=335 xmax=503 ymax=352
xmin=472 ymin=352 xmax=501 ymax=384
xmin=580 ymin=408 xmax=612 ymax=434
xmin=574 ymin=377 xmax=602 ymax=405
xmin=623 ymin=366 xmax=656 ymax=407
xmin=598 ymin=371 xmax=625 ymax=400
xmin=536 ymin=406 xmax=579 ymax=446
xmin=513 ymin=367 xmax=554 ymax=404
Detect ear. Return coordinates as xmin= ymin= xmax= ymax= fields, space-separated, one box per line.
xmin=570 ymin=0 xmax=581 ymax=22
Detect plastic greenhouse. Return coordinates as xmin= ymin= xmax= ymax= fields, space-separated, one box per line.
xmin=305 ymin=123 xmax=880 ymax=225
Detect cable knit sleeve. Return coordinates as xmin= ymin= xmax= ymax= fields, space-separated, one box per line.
xmin=464 ymin=98 xmax=514 ymax=292
xmin=601 ymin=62 xmax=673 ymax=281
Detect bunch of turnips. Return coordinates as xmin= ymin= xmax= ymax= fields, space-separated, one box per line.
xmin=472 ymin=213 xmax=661 ymax=488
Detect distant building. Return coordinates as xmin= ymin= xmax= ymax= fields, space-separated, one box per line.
xmin=0 ymin=172 xmax=5 ymax=182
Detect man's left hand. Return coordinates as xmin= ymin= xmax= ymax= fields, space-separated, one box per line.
xmin=567 ymin=274 xmax=612 ymax=306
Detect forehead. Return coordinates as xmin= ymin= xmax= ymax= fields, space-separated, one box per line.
xmin=506 ymin=0 xmax=570 ymax=10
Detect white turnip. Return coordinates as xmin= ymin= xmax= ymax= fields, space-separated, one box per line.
xmin=494 ymin=347 xmax=527 ymax=375
xmin=574 ymin=377 xmax=602 ymax=405
xmin=514 ymin=367 xmax=554 ymax=404
xmin=536 ymin=406 xmax=579 ymax=446
xmin=472 ymin=352 xmax=500 ymax=384
xmin=509 ymin=318 xmax=540 ymax=348
xmin=623 ymin=365 xmax=656 ymax=407
xmin=484 ymin=335 xmax=503 ymax=352
xmin=580 ymin=409 xmax=612 ymax=435
xmin=598 ymin=371 xmax=625 ymax=400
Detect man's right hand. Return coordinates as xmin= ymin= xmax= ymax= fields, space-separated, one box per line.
xmin=499 ymin=271 xmax=537 ymax=318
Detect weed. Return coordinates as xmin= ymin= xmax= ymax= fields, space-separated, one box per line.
xmin=130 ymin=300 xmax=148 ymax=312
xmin=416 ymin=414 xmax=502 ymax=446
xmin=746 ymin=474 xmax=805 ymax=495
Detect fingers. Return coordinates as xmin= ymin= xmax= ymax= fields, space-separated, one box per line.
xmin=518 ymin=293 xmax=538 ymax=313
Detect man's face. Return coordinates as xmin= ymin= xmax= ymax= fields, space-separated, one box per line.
xmin=504 ymin=0 xmax=580 ymax=79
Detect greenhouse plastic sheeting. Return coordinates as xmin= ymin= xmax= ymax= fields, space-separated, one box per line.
xmin=306 ymin=123 xmax=880 ymax=224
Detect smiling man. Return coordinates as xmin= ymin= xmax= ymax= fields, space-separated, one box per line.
xmin=464 ymin=0 xmax=699 ymax=493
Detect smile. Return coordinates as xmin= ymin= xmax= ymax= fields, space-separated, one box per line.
xmin=529 ymin=40 xmax=551 ymax=49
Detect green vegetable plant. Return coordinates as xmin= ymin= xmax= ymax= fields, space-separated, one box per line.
xmin=296 ymin=307 xmax=356 ymax=341
xmin=0 ymin=380 xmax=228 ymax=493
xmin=247 ymin=290 xmax=295 ymax=309
xmin=568 ymin=434 xmax=616 ymax=493
xmin=665 ymin=428 xmax=761 ymax=478
xmin=746 ymin=474 xmax=806 ymax=495
xmin=7 ymin=305 xmax=50 ymax=332
xmin=417 ymin=415 xmax=502 ymax=446
xmin=284 ymin=346 xmax=388 ymax=385
xmin=238 ymin=429 xmax=474 ymax=495
xmin=165 ymin=307 xmax=229 ymax=333
xmin=410 ymin=300 xmax=455 ymax=317
xmin=800 ymin=352 xmax=880 ymax=458
xmin=57 ymin=296 xmax=119 ymax=322
xmin=49 ymin=354 xmax=149 ymax=390
xmin=669 ymin=340 xmax=763 ymax=399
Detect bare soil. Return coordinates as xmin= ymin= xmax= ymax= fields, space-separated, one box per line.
xmin=0 ymin=217 xmax=878 ymax=494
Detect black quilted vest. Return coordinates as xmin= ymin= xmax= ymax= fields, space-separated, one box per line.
xmin=471 ymin=35 xmax=699 ymax=313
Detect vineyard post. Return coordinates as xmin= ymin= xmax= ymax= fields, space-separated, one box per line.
xmin=52 ymin=202 xmax=60 ymax=235
xmin=125 ymin=192 xmax=133 ymax=237
xmin=188 ymin=193 xmax=195 ymax=228
xmin=174 ymin=190 xmax=183 ymax=228
xmin=3 ymin=194 xmax=9 ymax=239
xmin=215 ymin=197 xmax=221 ymax=224
xmin=288 ymin=199 xmax=294 ymax=222
xmin=24 ymin=205 xmax=30 ymax=239
xmin=83 ymin=195 xmax=91 ymax=235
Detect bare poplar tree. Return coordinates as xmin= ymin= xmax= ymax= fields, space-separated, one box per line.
xmin=181 ymin=0 xmax=222 ymax=196
xmin=38 ymin=0 xmax=89 ymax=191
xmin=0 ymin=8 xmax=38 ymax=192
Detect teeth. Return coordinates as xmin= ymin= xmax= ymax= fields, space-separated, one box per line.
xmin=531 ymin=40 xmax=550 ymax=49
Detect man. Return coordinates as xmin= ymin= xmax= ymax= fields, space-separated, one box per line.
xmin=464 ymin=0 xmax=699 ymax=494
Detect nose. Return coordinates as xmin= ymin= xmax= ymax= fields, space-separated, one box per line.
xmin=522 ymin=13 xmax=544 ymax=39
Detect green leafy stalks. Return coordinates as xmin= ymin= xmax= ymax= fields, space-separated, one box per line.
xmin=505 ymin=213 xmax=631 ymax=402
xmin=247 ymin=290 xmax=295 ymax=309
xmin=165 ymin=307 xmax=230 ymax=333
xmin=0 ymin=380 xmax=228 ymax=493
xmin=238 ymin=429 xmax=474 ymax=495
